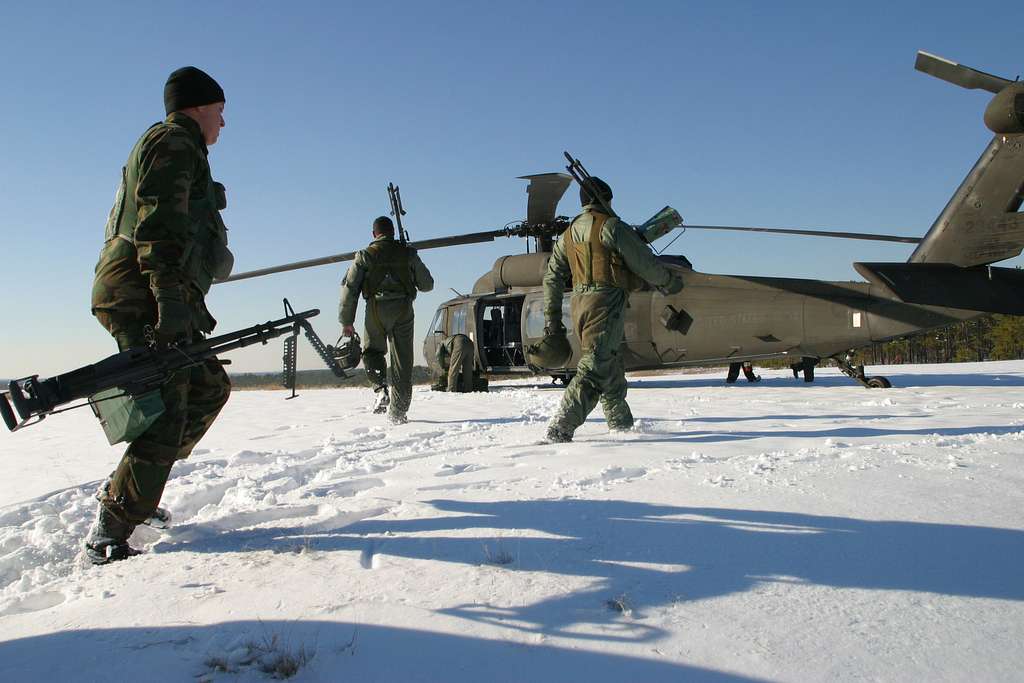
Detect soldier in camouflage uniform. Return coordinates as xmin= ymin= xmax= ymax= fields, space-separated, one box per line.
xmin=340 ymin=216 xmax=434 ymax=424
xmin=85 ymin=67 xmax=233 ymax=563
xmin=542 ymin=178 xmax=684 ymax=443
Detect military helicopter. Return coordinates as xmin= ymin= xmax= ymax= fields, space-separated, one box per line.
xmin=218 ymin=51 xmax=1024 ymax=389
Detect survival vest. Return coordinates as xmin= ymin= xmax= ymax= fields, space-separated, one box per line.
xmin=563 ymin=212 xmax=642 ymax=291
xmin=360 ymin=238 xmax=416 ymax=299
xmin=102 ymin=117 xmax=233 ymax=297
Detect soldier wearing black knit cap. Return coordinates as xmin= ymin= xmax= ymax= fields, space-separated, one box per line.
xmin=85 ymin=66 xmax=233 ymax=564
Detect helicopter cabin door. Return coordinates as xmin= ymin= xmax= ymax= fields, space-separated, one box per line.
xmin=423 ymin=301 xmax=475 ymax=373
xmin=477 ymin=295 xmax=527 ymax=372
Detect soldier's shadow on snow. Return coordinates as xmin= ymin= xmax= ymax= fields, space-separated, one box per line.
xmin=157 ymin=500 xmax=1024 ymax=644
xmin=0 ymin=619 xmax=762 ymax=683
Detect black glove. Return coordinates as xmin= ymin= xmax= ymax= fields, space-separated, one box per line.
xmin=153 ymin=290 xmax=191 ymax=346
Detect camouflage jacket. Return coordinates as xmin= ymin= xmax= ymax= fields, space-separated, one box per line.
xmin=91 ymin=113 xmax=233 ymax=332
xmin=543 ymin=203 xmax=675 ymax=323
xmin=338 ymin=236 xmax=434 ymax=325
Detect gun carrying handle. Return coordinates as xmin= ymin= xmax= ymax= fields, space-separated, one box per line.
xmin=0 ymin=392 xmax=16 ymax=431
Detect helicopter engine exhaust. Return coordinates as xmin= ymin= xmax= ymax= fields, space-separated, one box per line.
xmin=474 ymin=253 xmax=551 ymax=293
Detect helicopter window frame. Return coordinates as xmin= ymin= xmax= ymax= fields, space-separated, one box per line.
xmin=429 ymin=307 xmax=445 ymax=334
xmin=524 ymin=297 xmax=572 ymax=338
xmin=451 ymin=306 xmax=468 ymax=336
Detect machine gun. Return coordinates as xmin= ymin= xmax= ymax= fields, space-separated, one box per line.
xmin=563 ymin=151 xmax=616 ymax=218
xmin=1 ymin=301 xmax=345 ymax=433
xmin=563 ymin=151 xmax=683 ymax=244
xmin=388 ymin=182 xmax=410 ymax=245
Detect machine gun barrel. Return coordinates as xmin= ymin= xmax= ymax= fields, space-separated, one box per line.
xmin=388 ymin=182 xmax=410 ymax=245
xmin=1 ymin=308 xmax=320 ymax=432
xmin=564 ymin=151 xmax=616 ymax=218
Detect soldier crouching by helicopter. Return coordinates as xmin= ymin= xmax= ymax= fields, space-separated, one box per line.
xmin=85 ymin=66 xmax=233 ymax=564
xmin=339 ymin=216 xmax=434 ymax=424
xmin=534 ymin=177 xmax=684 ymax=443
xmin=432 ymin=333 xmax=488 ymax=392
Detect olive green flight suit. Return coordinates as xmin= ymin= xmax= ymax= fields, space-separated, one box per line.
xmin=339 ymin=236 xmax=434 ymax=416
xmin=91 ymin=113 xmax=233 ymax=524
xmin=437 ymin=333 xmax=475 ymax=392
xmin=544 ymin=203 xmax=678 ymax=436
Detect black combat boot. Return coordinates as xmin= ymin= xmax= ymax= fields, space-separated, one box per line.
xmin=544 ymin=425 xmax=573 ymax=443
xmin=84 ymin=504 xmax=141 ymax=565
xmin=725 ymin=362 xmax=740 ymax=383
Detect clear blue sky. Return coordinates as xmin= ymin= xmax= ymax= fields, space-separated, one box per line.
xmin=1 ymin=1 xmax=1021 ymax=376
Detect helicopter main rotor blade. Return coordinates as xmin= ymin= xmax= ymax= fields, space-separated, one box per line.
xmin=217 ymin=229 xmax=509 ymax=284
xmin=518 ymin=173 xmax=572 ymax=225
xmin=682 ymin=224 xmax=922 ymax=244
xmin=914 ymin=51 xmax=1011 ymax=94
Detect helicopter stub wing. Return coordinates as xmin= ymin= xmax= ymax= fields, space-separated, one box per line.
xmin=914 ymin=51 xmax=1012 ymax=94
xmin=518 ymin=173 xmax=572 ymax=225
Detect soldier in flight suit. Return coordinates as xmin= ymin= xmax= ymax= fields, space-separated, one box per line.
xmin=435 ymin=333 xmax=476 ymax=392
xmin=542 ymin=178 xmax=684 ymax=443
xmin=726 ymin=361 xmax=761 ymax=383
xmin=85 ymin=67 xmax=233 ymax=563
xmin=339 ymin=216 xmax=434 ymax=424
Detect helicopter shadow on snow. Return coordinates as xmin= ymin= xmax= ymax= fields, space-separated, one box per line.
xmin=599 ymin=423 xmax=1022 ymax=445
xmin=152 ymin=499 xmax=1024 ymax=646
xmin=627 ymin=371 xmax=1024 ymax=389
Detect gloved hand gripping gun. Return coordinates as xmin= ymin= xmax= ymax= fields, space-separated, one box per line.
xmin=1 ymin=301 xmax=336 ymax=433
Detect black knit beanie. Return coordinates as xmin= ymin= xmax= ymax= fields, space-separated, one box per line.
xmin=373 ymin=216 xmax=395 ymax=236
xmin=164 ymin=66 xmax=225 ymax=115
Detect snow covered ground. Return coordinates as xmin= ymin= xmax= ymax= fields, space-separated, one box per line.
xmin=1 ymin=361 xmax=1022 ymax=682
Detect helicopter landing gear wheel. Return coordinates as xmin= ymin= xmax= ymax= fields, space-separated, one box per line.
xmin=832 ymin=353 xmax=893 ymax=389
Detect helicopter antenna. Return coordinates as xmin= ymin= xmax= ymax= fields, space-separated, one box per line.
xmin=388 ymin=182 xmax=410 ymax=245
xmin=563 ymin=151 xmax=616 ymax=217
xmin=449 ymin=287 xmax=464 ymax=297
xmin=656 ymin=227 xmax=686 ymax=255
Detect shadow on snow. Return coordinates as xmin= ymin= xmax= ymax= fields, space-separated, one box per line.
xmin=0 ymin=620 xmax=759 ymax=683
xmin=154 ymin=501 xmax=1024 ymax=642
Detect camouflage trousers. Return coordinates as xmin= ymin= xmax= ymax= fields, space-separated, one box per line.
xmin=446 ymin=334 xmax=475 ymax=392
xmin=362 ymin=297 xmax=415 ymax=415
xmin=551 ymin=289 xmax=633 ymax=435
xmin=95 ymin=310 xmax=231 ymax=524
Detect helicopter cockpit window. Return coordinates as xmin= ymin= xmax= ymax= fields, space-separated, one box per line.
xmin=525 ymin=297 xmax=572 ymax=338
xmin=429 ymin=308 xmax=444 ymax=334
